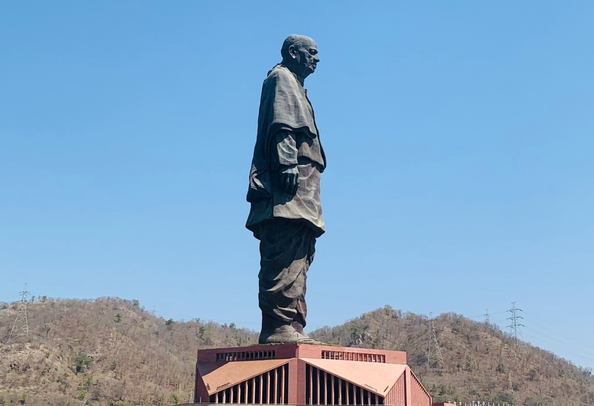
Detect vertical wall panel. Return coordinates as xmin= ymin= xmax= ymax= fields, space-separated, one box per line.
xmin=266 ymin=371 xmax=271 ymax=404
xmin=410 ymin=373 xmax=431 ymax=406
xmin=257 ymin=375 xmax=262 ymax=404
xmin=281 ymin=365 xmax=289 ymax=404
xmin=385 ymin=373 xmax=405 ymax=406
xmin=272 ymin=368 xmax=277 ymax=404
xmin=316 ymin=368 xmax=320 ymax=405
xmin=331 ymin=375 xmax=336 ymax=405
xmin=322 ymin=370 xmax=327 ymax=405
xmin=346 ymin=382 xmax=350 ymax=405
xmin=309 ymin=367 xmax=314 ymax=404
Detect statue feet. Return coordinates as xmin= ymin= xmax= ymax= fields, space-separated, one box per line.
xmin=258 ymin=324 xmax=323 ymax=344
xmin=259 ymin=314 xmax=324 ymax=344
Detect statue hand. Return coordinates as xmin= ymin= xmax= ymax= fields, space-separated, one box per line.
xmin=280 ymin=165 xmax=299 ymax=195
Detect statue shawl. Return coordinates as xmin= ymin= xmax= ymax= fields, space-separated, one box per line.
xmin=247 ymin=64 xmax=320 ymax=203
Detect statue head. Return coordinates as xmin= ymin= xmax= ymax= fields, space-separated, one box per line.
xmin=281 ymin=35 xmax=319 ymax=81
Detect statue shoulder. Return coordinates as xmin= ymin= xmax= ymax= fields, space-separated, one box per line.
xmin=264 ymin=65 xmax=295 ymax=86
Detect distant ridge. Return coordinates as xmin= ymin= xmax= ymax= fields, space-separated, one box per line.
xmin=1 ymin=298 xmax=592 ymax=406
xmin=310 ymin=306 xmax=594 ymax=406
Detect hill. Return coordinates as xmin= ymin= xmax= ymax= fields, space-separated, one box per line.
xmin=309 ymin=306 xmax=594 ymax=406
xmin=1 ymin=298 xmax=593 ymax=406
xmin=0 ymin=297 xmax=257 ymax=406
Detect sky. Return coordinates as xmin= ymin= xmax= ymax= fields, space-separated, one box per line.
xmin=1 ymin=2 xmax=593 ymax=370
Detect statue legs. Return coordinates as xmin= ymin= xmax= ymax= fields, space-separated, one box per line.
xmin=258 ymin=218 xmax=320 ymax=344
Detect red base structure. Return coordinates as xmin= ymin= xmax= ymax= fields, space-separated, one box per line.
xmin=194 ymin=344 xmax=431 ymax=406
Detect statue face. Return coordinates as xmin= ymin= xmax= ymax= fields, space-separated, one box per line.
xmin=290 ymin=38 xmax=319 ymax=78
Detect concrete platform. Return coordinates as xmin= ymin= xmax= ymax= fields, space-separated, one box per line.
xmin=194 ymin=344 xmax=431 ymax=406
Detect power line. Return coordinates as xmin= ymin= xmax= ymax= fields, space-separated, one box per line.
xmin=522 ymin=311 xmax=593 ymax=350
xmin=8 ymin=284 xmax=30 ymax=343
xmin=521 ymin=331 xmax=594 ymax=364
xmin=522 ymin=326 xmax=594 ymax=359
xmin=466 ymin=310 xmax=508 ymax=320
xmin=0 ymin=294 xmax=22 ymax=303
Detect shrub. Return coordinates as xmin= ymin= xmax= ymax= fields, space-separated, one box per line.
xmin=75 ymin=353 xmax=93 ymax=373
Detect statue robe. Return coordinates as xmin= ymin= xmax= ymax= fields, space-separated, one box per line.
xmin=246 ymin=64 xmax=326 ymax=240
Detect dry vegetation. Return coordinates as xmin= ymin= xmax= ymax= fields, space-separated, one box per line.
xmin=1 ymin=299 xmax=592 ymax=406
xmin=0 ymin=298 xmax=257 ymax=406
xmin=310 ymin=306 xmax=594 ymax=406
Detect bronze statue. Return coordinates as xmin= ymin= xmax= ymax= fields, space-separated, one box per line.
xmin=246 ymin=35 xmax=325 ymax=344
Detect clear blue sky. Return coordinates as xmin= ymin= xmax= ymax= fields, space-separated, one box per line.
xmin=1 ymin=2 xmax=593 ymax=370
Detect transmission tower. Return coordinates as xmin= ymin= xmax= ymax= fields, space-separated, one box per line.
xmin=507 ymin=302 xmax=524 ymax=344
xmin=425 ymin=314 xmax=432 ymax=369
xmin=8 ymin=284 xmax=30 ymax=342
xmin=484 ymin=309 xmax=490 ymax=324
xmin=431 ymin=319 xmax=444 ymax=365
xmin=508 ymin=371 xmax=514 ymax=392
xmin=426 ymin=313 xmax=443 ymax=369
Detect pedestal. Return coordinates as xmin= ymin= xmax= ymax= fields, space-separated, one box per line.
xmin=194 ymin=343 xmax=431 ymax=406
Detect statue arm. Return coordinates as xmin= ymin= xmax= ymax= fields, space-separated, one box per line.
xmin=271 ymin=130 xmax=299 ymax=196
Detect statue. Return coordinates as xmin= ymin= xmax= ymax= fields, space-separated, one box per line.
xmin=246 ymin=35 xmax=325 ymax=344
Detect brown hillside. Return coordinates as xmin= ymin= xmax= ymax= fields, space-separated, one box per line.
xmin=0 ymin=298 xmax=257 ymax=406
xmin=1 ymin=299 xmax=593 ymax=406
xmin=309 ymin=306 xmax=594 ymax=406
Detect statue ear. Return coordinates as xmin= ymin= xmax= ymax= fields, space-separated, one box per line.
xmin=288 ymin=44 xmax=298 ymax=59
